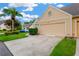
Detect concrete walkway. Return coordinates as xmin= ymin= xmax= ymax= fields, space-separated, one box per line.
xmin=4 ymin=35 xmax=63 ymax=56
xmin=75 ymin=39 xmax=79 ymax=56
xmin=0 ymin=42 xmax=13 ymax=56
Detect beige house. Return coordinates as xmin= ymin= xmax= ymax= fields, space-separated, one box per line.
xmin=31 ymin=5 xmax=79 ymax=37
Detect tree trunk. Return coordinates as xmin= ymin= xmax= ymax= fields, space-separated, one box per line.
xmin=12 ymin=20 xmax=14 ymax=31
xmin=11 ymin=15 xmax=15 ymax=31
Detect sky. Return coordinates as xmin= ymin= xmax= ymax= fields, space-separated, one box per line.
xmin=0 ymin=3 xmax=72 ymax=23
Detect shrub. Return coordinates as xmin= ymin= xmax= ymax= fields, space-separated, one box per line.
xmin=65 ymin=36 xmax=75 ymax=39
xmin=0 ymin=30 xmax=2 ymax=31
xmin=3 ymin=29 xmax=6 ymax=31
xmin=5 ymin=32 xmax=12 ymax=35
xmin=12 ymin=31 xmax=19 ymax=34
xmin=5 ymin=31 xmax=19 ymax=35
xmin=29 ymin=28 xmax=38 ymax=35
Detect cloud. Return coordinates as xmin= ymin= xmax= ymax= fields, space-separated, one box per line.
xmin=23 ymin=7 xmax=33 ymax=11
xmin=16 ymin=16 xmax=32 ymax=22
xmin=42 ymin=3 xmax=53 ymax=5
xmin=56 ymin=4 xmax=64 ymax=8
xmin=16 ymin=12 xmax=39 ymax=22
xmin=8 ymin=3 xmax=24 ymax=7
xmin=8 ymin=3 xmax=38 ymax=11
xmin=20 ymin=12 xmax=27 ymax=17
xmin=21 ymin=12 xmax=39 ymax=19
xmin=0 ymin=16 xmax=11 ymax=20
xmin=0 ymin=6 xmax=10 ymax=20
xmin=23 ymin=3 xmax=38 ymax=11
xmin=53 ymin=3 xmax=57 ymax=4
xmin=0 ymin=10 xmax=3 ymax=14
xmin=0 ymin=6 xmax=8 ymax=13
xmin=25 ymin=14 xmax=39 ymax=19
xmin=24 ymin=3 xmax=38 ymax=7
xmin=8 ymin=3 xmax=38 ymax=7
xmin=3 ymin=7 xmax=8 ymax=9
xmin=21 ymin=18 xmax=32 ymax=22
xmin=31 ymin=15 xmax=39 ymax=18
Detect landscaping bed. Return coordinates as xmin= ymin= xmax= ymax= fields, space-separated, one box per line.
xmin=0 ymin=32 xmax=28 ymax=42
xmin=50 ymin=37 xmax=76 ymax=56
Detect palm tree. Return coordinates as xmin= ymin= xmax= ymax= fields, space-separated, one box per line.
xmin=0 ymin=8 xmax=23 ymax=31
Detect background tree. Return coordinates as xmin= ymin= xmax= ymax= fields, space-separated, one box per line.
xmin=5 ymin=19 xmax=22 ymax=30
xmin=0 ymin=8 xmax=23 ymax=31
xmin=24 ymin=19 xmax=36 ymax=24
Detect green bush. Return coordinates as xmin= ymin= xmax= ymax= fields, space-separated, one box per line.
xmin=5 ymin=31 xmax=19 ymax=35
xmin=5 ymin=32 xmax=12 ymax=35
xmin=29 ymin=28 xmax=38 ymax=35
xmin=0 ymin=30 xmax=2 ymax=31
xmin=12 ymin=31 xmax=19 ymax=34
xmin=3 ymin=29 xmax=6 ymax=31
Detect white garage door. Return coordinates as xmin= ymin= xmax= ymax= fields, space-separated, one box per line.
xmin=38 ymin=22 xmax=65 ymax=36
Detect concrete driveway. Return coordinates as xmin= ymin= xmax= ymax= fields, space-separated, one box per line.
xmin=4 ymin=35 xmax=63 ymax=56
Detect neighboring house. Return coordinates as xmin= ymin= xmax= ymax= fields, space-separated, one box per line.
xmin=24 ymin=20 xmax=36 ymax=30
xmin=31 ymin=5 xmax=79 ymax=37
xmin=0 ymin=20 xmax=10 ymax=30
xmin=24 ymin=23 xmax=32 ymax=29
xmin=21 ymin=22 xmax=32 ymax=30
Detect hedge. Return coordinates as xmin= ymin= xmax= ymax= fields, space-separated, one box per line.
xmin=29 ymin=28 xmax=38 ymax=35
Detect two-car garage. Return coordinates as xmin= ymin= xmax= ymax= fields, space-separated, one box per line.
xmin=38 ymin=21 xmax=66 ymax=36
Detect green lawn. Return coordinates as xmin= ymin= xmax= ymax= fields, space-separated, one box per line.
xmin=50 ymin=37 xmax=76 ymax=56
xmin=0 ymin=33 xmax=28 ymax=42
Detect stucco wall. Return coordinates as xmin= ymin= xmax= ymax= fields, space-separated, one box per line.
xmin=36 ymin=6 xmax=72 ymax=36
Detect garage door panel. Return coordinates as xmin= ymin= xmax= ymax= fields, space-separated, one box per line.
xmin=38 ymin=22 xmax=65 ymax=36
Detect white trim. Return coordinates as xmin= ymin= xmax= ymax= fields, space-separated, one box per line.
xmin=65 ymin=19 xmax=67 ymax=36
xmin=75 ymin=20 xmax=77 ymax=37
xmin=49 ymin=5 xmax=72 ymax=16
xmin=30 ymin=19 xmax=38 ymax=28
xmin=70 ymin=15 xmax=73 ymax=36
xmin=42 ymin=17 xmax=69 ymax=21
xmin=38 ymin=17 xmax=70 ymax=23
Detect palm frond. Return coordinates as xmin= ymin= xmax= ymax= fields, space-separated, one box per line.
xmin=3 ymin=9 xmax=11 ymax=15
xmin=16 ymin=12 xmax=23 ymax=17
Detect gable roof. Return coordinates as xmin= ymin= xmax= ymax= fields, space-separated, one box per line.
xmin=38 ymin=5 xmax=72 ymax=21
xmin=60 ymin=3 xmax=79 ymax=16
xmin=37 ymin=5 xmax=72 ymax=21
xmin=48 ymin=5 xmax=72 ymax=16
